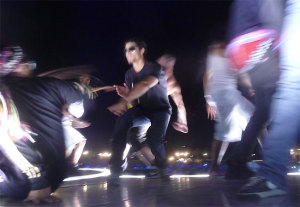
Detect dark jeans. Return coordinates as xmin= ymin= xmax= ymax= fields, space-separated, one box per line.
xmin=110 ymin=107 xmax=171 ymax=174
xmin=0 ymin=150 xmax=31 ymax=200
xmin=229 ymin=52 xmax=279 ymax=165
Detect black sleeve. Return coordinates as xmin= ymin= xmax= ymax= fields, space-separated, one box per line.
xmin=55 ymin=79 xmax=83 ymax=104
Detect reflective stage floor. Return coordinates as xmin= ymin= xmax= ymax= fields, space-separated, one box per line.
xmin=1 ymin=168 xmax=300 ymax=207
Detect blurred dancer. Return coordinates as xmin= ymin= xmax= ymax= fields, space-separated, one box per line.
xmin=124 ymin=54 xmax=188 ymax=170
xmin=1 ymin=46 xmax=83 ymax=203
xmin=239 ymin=0 xmax=299 ymax=198
xmin=39 ymin=68 xmax=113 ymax=174
xmin=108 ymin=38 xmax=171 ymax=186
xmin=225 ymin=0 xmax=284 ymax=179
xmin=203 ymin=42 xmax=254 ymax=176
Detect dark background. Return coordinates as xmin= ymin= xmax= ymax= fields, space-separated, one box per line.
xmin=0 ymin=0 xmax=233 ymax=153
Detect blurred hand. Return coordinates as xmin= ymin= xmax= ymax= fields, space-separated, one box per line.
xmin=172 ymin=121 xmax=188 ymax=133
xmin=24 ymin=187 xmax=61 ymax=204
xmin=114 ymin=83 xmax=129 ymax=98
xmin=72 ymin=120 xmax=91 ymax=128
xmin=22 ymin=166 xmax=41 ymax=179
xmin=248 ymin=88 xmax=255 ymax=97
xmin=206 ymin=104 xmax=216 ymax=120
xmin=108 ymin=102 xmax=127 ymax=116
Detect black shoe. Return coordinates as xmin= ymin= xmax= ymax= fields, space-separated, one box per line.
xmin=238 ymin=176 xmax=287 ymax=199
xmin=107 ymin=174 xmax=120 ymax=187
xmin=66 ymin=165 xmax=83 ymax=177
xmin=159 ymin=168 xmax=170 ymax=182
xmin=145 ymin=168 xmax=160 ymax=178
xmin=225 ymin=162 xmax=254 ymax=180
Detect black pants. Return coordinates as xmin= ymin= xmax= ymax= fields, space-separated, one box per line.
xmin=229 ymin=52 xmax=279 ymax=165
xmin=0 ymin=149 xmax=31 ymax=200
xmin=110 ymin=107 xmax=171 ymax=174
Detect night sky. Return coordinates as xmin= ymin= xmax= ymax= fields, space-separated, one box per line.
xmin=0 ymin=0 xmax=233 ymax=153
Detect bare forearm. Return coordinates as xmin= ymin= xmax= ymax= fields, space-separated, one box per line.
xmin=125 ymin=76 xmax=158 ymax=102
xmin=238 ymin=72 xmax=253 ymax=89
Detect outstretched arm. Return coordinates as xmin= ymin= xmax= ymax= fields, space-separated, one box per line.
xmin=203 ymin=68 xmax=217 ymax=120
xmin=168 ymin=76 xmax=188 ymax=133
xmin=115 ymin=75 xmax=158 ymax=103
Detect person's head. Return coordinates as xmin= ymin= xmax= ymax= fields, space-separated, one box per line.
xmin=124 ymin=38 xmax=147 ymax=64
xmin=14 ymin=61 xmax=36 ymax=77
xmin=79 ymin=74 xmax=91 ymax=86
xmin=157 ymin=54 xmax=176 ymax=72
xmin=0 ymin=46 xmax=36 ymax=78
xmin=208 ymin=42 xmax=226 ymax=57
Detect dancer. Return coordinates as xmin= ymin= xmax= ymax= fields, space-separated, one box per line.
xmin=122 ymin=54 xmax=188 ymax=170
xmin=225 ymin=0 xmax=284 ymax=179
xmin=238 ymin=0 xmax=299 ymax=199
xmin=203 ymin=42 xmax=254 ymax=176
xmin=1 ymin=46 xmax=84 ymax=203
xmin=108 ymin=38 xmax=171 ymax=186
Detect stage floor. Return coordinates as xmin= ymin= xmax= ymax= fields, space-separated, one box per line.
xmin=1 ymin=169 xmax=299 ymax=207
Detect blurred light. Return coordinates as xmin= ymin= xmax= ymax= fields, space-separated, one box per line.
xmin=287 ymin=172 xmax=300 ymax=176
xmin=98 ymin=152 xmax=112 ymax=157
xmin=120 ymin=175 xmax=145 ymax=179
xmin=170 ymin=174 xmax=209 ymax=178
xmin=83 ymin=151 xmax=89 ymax=155
xmin=169 ymin=156 xmax=175 ymax=161
xmin=63 ymin=168 xmax=110 ymax=182
xmin=83 ymin=185 xmax=88 ymax=192
xmin=175 ymin=152 xmax=180 ymax=156
xmin=203 ymin=153 xmax=208 ymax=156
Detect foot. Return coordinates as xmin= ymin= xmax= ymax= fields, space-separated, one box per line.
xmin=225 ymin=162 xmax=254 ymax=180
xmin=209 ymin=165 xmax=224 ymax=177
xmin=238 ymin=176 xmax=287 ymax=199
xmin=107 ymin=174 xmax=120 ymax=187
xmin=66 ymin=165 xmax=82 ymax=177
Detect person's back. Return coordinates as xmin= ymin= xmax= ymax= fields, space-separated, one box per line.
xmin=4 ymin=76 xmax=83 ymax=190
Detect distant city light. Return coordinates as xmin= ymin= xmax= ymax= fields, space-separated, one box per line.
xmin=83 ymin=151 xmax=89 ymax=155
xmin=98 ymin=152 xmax=111 ymax=157
xmin=203 ymin=153 xmax=208 ymax=156
xmin=169 ymin=156 xmax=175 ymax=161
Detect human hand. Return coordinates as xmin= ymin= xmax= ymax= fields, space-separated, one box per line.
xmin=248 ymin=88 xmax=255 ymax=97
xmin=172 ymin=121 xmax=188 ymax=133
xmin=107 ymin=102 xmax=127 ymax=116
xmin=24 ymin=187 xmax=61 ymax=204
xmin=22 ymin=166 xmax=41 ymax=179
xmin=206 ymin=104 xmax=216 ymax=120
xmin=114 ymin=83 xmax=129 ymax=98
xmin=72 ymin=120 xmax=91 ymax=128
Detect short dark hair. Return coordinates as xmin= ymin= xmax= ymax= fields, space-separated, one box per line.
xmin=125 ymin=38 xmax=147 ymax=51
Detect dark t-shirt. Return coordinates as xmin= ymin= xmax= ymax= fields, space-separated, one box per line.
xmin=4 ymin=76 xmax=83 ymax=190
xmin=125 ymin=62 xmax=171 ymax=112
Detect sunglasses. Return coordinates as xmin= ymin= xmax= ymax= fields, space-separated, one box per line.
xmin=124 ymin=46 xmax=136 ymax=54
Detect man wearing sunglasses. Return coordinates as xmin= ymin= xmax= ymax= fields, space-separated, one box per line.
xmin=108 ymin=38 xmax=171 ymax=186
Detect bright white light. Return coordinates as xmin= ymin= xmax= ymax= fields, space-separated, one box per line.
xmin=170 ymin=174 xmax=209 ymax=178
xmin=83 ymin=185 xmax=88 ymax=192
xmin=288 ymin=172 xmax=300 ymax=175
xmin=175 ymin=152 xmax=180 ymax=156
xmin=203 ymin=153 xmax=208 ymax=156
xmin=169 ymin=156 xmax=175 ymax=161
xmin=83 ymin=151 xmax=89 ymax=155
xmin=98 ymin=152 xmax=112 ymax=157
xmin=63 ymin=168 xmax=110 ymax=182
xmin=120 ymin=175 xmax=145 ymax=179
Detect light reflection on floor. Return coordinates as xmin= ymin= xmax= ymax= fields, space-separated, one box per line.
xmin=0 ymin=168 xmax=299 ymax=207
